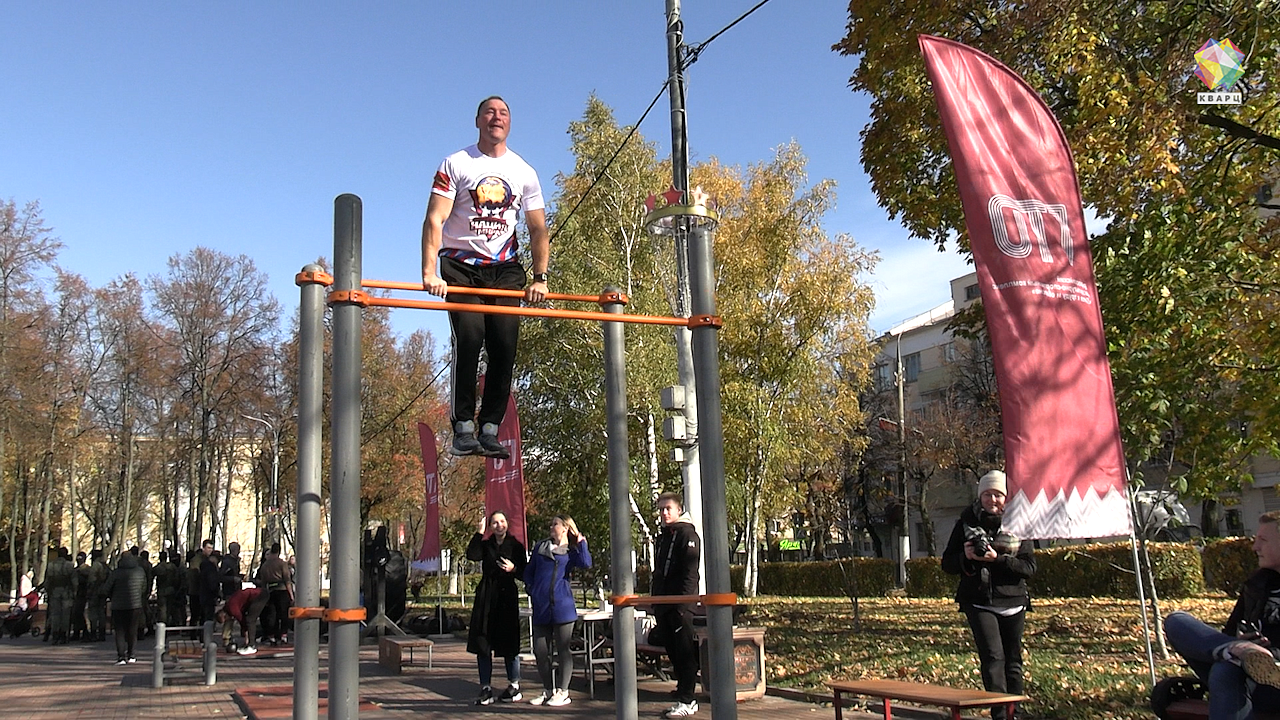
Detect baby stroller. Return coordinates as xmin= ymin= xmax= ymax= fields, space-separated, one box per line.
xmin=2 ymin=589 xmax=42 ymax=638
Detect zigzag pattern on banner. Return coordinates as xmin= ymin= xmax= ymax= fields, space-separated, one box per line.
xmin=1001 ymin=486 xmax=1132 ymax=540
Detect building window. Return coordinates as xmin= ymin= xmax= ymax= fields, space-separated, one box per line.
xmin=942 ymin=342 xmax=957 ymax=363
xmin=965 ymin=284 xmax=981 ymax=301
xmin=1226 ymin=509 xmax=1244 ymax=535
xmin=915 ymin=521 xmax=930 ymax=548
xmin=904 ymin=352 xmax=921 ymax=383
xmin=875 ymin=363 xmax=893 ymax=391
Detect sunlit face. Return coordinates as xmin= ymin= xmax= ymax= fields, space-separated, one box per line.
xmin=475 ymin=99 xmax=510 ymax=146
xmin=657 ymin=499 xmax=682 ymax=527
xmin=1255 ymin=522 xmax=1280 ymax=572
xmin=550 ymin=518 xmax=567 ymax=543
xmin=980 ymin=489 xmax=1006 ymax=515
xmin=489 ymin=512 xmax=509 ymax=537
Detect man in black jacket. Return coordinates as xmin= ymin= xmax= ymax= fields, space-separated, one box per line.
xmin=101 ymin=553 xmax=147 ymax=664
xmin=652 ymin=492 xmax=702 ymax=718
xmin=1165 ymin=511 xmax=1280 ymax=717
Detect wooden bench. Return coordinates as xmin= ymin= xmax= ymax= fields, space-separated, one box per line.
xmin=829 ymin=679 xmax=1027 ymax=720
xmin=378 ymin=636 xmax=434 ymax=674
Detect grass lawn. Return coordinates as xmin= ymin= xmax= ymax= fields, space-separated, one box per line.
xmin=745 ymin=595 xmax=1235 ymax=720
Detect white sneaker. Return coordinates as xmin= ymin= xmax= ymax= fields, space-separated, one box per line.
xmin=547 ymin=688 xmax=571 ymax=707
xmin=237 ymin=645 xmax=258 ymax=655
xmin=529 ymin=690 xmax=551 ymax=706
xmin=663 ymin=700 xmax=698 ymax=718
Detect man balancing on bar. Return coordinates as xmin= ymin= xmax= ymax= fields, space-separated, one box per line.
xmin=422 ymin=95 xmax=550 ymax=459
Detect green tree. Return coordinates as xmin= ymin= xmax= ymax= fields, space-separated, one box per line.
xmin=698 ymin=144 xmax=878 ymax=595
xmin=835 ymin=0 xmax=1280 ymax=501
xmin=516 ymin=96 xmax=672 ymax=568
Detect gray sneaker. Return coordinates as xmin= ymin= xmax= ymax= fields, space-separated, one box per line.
xmin=475 ymin=686 xmax=495 ymax=706
xmin=478 ymin=423 xmax=510 ymax=459
xmin=450 ymin=421 xmax=482 ymax=456
xmin=499 ymin=684 xmax=522 ymax=702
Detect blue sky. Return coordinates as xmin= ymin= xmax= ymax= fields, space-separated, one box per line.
xmin=2 ymin=1 xmax=973 ymax=345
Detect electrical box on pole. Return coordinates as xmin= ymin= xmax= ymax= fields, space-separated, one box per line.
xmin=660 ymin=385 xmax=686 ymax=411
xmin=662 ymin=416 xmax=687 ymax=443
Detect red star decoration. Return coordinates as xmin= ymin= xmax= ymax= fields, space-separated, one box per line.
xmin=661 ymin=186 xmax=684 ymax=206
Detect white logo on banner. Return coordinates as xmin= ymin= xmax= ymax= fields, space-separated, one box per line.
xmin=988 ymin=194 xmax=1074 ymax=266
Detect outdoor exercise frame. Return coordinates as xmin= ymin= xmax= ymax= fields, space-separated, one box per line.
xmin=292 ymin=194 xmax=739 ymax=720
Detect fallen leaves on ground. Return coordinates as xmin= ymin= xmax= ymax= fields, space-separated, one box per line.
xmin=741 ymin=595 xmax=1232 ymax=720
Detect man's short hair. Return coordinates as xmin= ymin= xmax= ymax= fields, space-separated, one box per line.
xmin=476 ymin=95 xmax=509 ymax=117
xmin=1261 ymin=511 xmax=1280 ymax=526
xmin=656 ymin=492 xmax=683 ymax=510
xmin=202 ymin=538 xmax=214 ymax=548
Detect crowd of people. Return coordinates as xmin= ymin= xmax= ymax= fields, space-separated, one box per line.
xmin=3 ymin=539 xmax=295 ymax=666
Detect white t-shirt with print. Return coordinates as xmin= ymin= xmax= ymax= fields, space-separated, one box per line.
xmin=431 ymin=144 xmax=544 ymax=266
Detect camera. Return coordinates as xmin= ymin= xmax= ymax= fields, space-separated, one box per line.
xmin=964 ymin=525 xmax=993 ymax=557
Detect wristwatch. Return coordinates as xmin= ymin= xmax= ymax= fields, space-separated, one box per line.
xmin=532 ymin=272 xmax=549 ymax=283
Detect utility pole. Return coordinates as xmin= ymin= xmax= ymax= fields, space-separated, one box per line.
xmin=894 ymin=334 xmax=911 ymax=587
xmin=662 ymin=0 xmax=706 ymax=594
xmin=243 ymin=414 xmax=280 ymax=549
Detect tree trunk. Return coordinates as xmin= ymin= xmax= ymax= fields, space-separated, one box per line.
xmin=916 ymin=478 xmax=937 ymax=556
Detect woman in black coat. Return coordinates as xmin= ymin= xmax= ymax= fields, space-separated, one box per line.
xmin=942 ymin=470 xmax=1036 ymax=720
xmin=466 ymin=511 xmax=527 ymax=705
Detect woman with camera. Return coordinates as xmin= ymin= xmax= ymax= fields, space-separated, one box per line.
xmin=523 ymin=514 xmax=591 ymax=707
xmin=942 ymin=470 xmax=1036 ymax=720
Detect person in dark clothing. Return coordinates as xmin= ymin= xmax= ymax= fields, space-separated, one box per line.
xmin=86 ymin=549 xmax=110 ymax=642
xmin=942 ymin=471 xmax=1036 ymax=720
xmin=101 ymin=553 xmax=147 ymax=664
xmin=523 ymin=514 xmax=591 ymax=707
xmin=134 ymin=548 xmax=155 ymax=638
xmin=653 ymin=492 xmax=702 ymax=719
xmin=466 ymin=510 xmax=527 ymax=705
xmin=256 ymin=542 xmax=292 ymax=645
xmin=186 ymin=548 xmax=204 ymax=627
xmin=198 ymin=540 xmax=223 ymax=630
xmin=71 ymin=551 xmax=90 ymax=641
xmin=45 ymin=547 xmax=76 ymax=645
xmin=153 ymin=551 xmax=180 ymax=629
xmin=1165 ymin=511 xmax=1280 ymax=718
xmin=220 ymin=541 xmax=244 ymax=596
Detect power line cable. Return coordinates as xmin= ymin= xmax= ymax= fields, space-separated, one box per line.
xmin=547 ymin=0 xmax=776 ymax=244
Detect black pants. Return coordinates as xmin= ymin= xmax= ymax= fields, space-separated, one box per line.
xmin=112 ymin=608 xmax=141 ymax=661
xmin=266 ymin=589 xmax=292 ymax=641
xmin=658 ymin=606 xmax=700 ymax=703
xmin=963 ymin=607 xmax=1025 ymax=720
xmin=440 ymin=257 xmax=525 ymax=428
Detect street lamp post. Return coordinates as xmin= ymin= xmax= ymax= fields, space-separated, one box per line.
xmin=243 ymin=414 xmax=280 ymax=547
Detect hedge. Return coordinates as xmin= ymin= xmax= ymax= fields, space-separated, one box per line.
xmin=902 ymin=542 xmax=1204 ymax=599
xmin=1202 ymin=537 xmax=1255 ymax=596
xmin=905 ymin=557 xmax=952 ymax=598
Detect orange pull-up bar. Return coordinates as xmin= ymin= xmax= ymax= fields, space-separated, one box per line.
xmin=361 ymin=279 xmax=608 ymax=305
xmin=330 ymin=280 xmax=722 ymax=329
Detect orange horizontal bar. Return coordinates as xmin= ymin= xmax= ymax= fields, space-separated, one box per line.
xmin=362 ymin=296 xmax=689 ymax=326
xmin=289 ymin=606 xmax=325 ymax=620
xmin=611 ymin=593 xmax=738 ymax=607
xmin=362 ymin=279 xmax=608 ymax=305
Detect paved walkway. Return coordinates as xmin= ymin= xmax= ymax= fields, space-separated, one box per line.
xmin=0 ymin=631 xmax=897 ymax=720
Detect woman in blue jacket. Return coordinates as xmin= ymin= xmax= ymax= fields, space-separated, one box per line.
xmin=523 ymin=514 xmax=591 ymax=707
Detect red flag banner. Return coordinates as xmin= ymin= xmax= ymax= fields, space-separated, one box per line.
xmin=485 ymin=393 xmax=527 ymax=548
xmin=414 ymin=422 xmax=441 ymax=572
xmin=919 ymin=35 xmax=1130 ymax=539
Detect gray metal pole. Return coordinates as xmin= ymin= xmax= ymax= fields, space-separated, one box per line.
xmin=152 ymin=622 xmax=166 ymax=688
xmin=295 ymin=263 xmax=327 ymax=720
xmin=687 ymin=224 xmax=737 ymax=720
xmin=602 ymin=290 xmax=638 ymax=720
xmin=330 ymin=194 xmax=364 ymax=720
xmin=663 ymin=0 xmax=706 ymax=592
